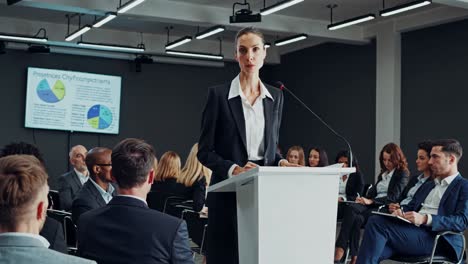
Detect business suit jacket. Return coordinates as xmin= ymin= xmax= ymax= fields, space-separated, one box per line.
xmin=344 ymin=172 xmax=365 ymax=201
xmin=71 ymin=180 xmax=116 ymax=224
xmin=0 ymin=234 xmax=95 ymax=264
xmin=77 ymin=196 xmax=193 ymax=264
xmin=366 ymin=168 xmax=409 ymax=205
xmin=40 ymin=217 xmax=67 ymax=253
xmin=58 ymin=170 xmax=83 ymax=211
xmin=403 ymin=175 xmax=468 ymax=260
xmin=197 ymin=82 xmax=284 ymax=207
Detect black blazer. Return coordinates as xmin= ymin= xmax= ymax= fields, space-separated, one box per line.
xmin=344 ymin=172 xmax=365 ymax=201
xmin=71 ymin=180 xmax=116 ymax=224
xmin=366 ymin=168 xmax=409 ymax=205
xmin=77 ymin=196 xmax=193 ymax=264
xmin=58 ymin=170 xmax=83 ymax=211
xmin=40 ymin=217 xmax=67 ymax=253
xmin=197 ymin=83 xmax=284 ymax=207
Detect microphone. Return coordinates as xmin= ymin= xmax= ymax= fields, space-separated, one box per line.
xmin=275 ymin=81 xmax=354 ymax=167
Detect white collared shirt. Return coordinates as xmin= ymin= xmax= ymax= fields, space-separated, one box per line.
xmin=0 ymin=232 xmax=50 ymax=248
xmin=375 ymin=169 xmax=395 ymax=198
xmin=74 ymin=168 xmax=89 ymax=185
xmin=338 ymin=175 xmax=349 ymax=201
xmin=118 ymin=194 xmax=148 ymax=205
xmin=419 ymin=173 xmax=458 ymax=225
xmin=227 ymin=75 xmax=273 ymax=177
xmin=89 ymin=178 xmax=115 ymax=204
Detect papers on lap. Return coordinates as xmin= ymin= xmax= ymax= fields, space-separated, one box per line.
xmin=372 ymin=211 xmax=412 ymax=224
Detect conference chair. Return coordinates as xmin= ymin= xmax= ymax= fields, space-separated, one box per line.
xmin=49 ymin=190 xmax=61 ymax=210
xmin=63 ymin=215 xmax=78 ymax=255
xmin=388 ymin=231 xmax=466 ymax=264
xmin=181 ymin=209 xmax=208 ymax=258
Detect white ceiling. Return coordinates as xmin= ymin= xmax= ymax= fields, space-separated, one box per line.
xmin=0 ymin=0 xmax=468 ymax=63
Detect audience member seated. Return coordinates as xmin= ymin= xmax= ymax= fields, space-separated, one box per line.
xmin=0 ymin=141 xmax=67 ymax=253
xmin=335 ymin=150 xmax=364 ymax=219
xmin=77 ymin=138 xmax=193 ymax=264
xmin=356 ymin=139 xmax=468 ymax=264
xmin=286 ymin=145 xmax=305 ymax=166
xmin=387 ymin=141 xmax=433 ymax=213
xmin=308 ymin=147 xmax=329 ymax=167
xmin=178 ymin=143 xmax=212 ymax=212
xmin=0 ymin=155 xmax=95 ymax=264
xmin=151 ymin=151 xmax=183 ymax=195
xmin=72 ymin=147 xmax=116 ymax=225
xmin=335 ymin=143 xmax=409 ymax=264
xmin=58 ymin=145 xmax=89 ymax=211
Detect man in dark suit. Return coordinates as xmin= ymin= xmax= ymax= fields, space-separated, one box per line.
xmin=72 ymin=147 xmax=116 ymax=224
xmin=356 ymin=139 xmax=468 ymax=264
xmin=77 ymin=138 xmax=193 ymax=264
xmin=58 ymin=145 xmax=89 ymax=211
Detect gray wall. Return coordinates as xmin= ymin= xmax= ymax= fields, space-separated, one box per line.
xmin=265 ymin=42 xmax=377 ymax=183
xmin=401 ymin=18 xmax=468 ymax=176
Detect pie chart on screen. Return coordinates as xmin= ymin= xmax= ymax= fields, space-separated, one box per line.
xmin=87 ymin=104 xmax=113 ymax=129
xmin=36 ymin=79 xmax=66 ymax=103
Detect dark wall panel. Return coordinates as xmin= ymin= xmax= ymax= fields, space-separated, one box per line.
xmin=264 ymin=42 xmax=376 ymax=182
xmin=401 ymin=19 xmax=468 ymax=176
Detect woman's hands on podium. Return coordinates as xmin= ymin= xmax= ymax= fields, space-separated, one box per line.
xmin=232 ymin=162 xmax=259 ymax=176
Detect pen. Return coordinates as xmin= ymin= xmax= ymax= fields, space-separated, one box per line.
xmin=401 ymin=207 xmax=405 ymax=216
xmin=356 ymin=192 xmax=361 ymax=198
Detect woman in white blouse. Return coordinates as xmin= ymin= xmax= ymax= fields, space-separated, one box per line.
xmin=334 ymin=143 xmax=409 ymax=264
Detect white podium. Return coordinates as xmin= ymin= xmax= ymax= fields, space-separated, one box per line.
xmin=208 ymin=166 xmax=356 ymax=264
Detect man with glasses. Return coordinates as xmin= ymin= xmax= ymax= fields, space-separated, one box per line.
xmin=72 ymin=147 xmax=116 ymax=224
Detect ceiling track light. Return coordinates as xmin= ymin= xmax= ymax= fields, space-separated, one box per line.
xmin=93 ymin=13 xmax=117 ymax=28
xmin=327 ymin=14 xmax=375 ymax=30
xmin=274 ymin=34 xmax=307 ymax=46
xmin=166 ymin=50 xmax=223 ymax=60
xmin=117 ymin=0 xmax=145 ymax=14
xmin=380 ymin=0 xmax=431 ymax=17
xmin=326 ymin=4 xmax=375 ymax=31
xmin=165 ymin=36 xmax=192 ymax=50
xmin=264 ymin=42 xmax=271 ymax=48
xmin=65 ymin=25 xmax=91 ymax=41
xmin=77 ymin=42 xmax=145 ymax=53
xmin=195 ymin=25 xmax=225 ymax=40
xmin=260 ymin=0 xmax=304 ymax=16
xmin=0 ymin=33 xmax=47 ymax=43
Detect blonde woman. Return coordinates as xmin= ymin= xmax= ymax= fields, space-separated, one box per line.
xmin=179 ymin=143 xmax=212 ymax=212
xmin=286 ymin=146 xmax=305 ymax=166
xmin=151 ymin=151 xmax=181 ymax=194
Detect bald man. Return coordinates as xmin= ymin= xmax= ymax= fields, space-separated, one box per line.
xmin=58 ymin=145 xmax=89 ymax=211
xmin=72 ymin=147 xmax=116 ymax=224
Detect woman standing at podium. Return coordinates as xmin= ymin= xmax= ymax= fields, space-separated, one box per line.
xmin=197 ymin=27 xmax=296 ymax=264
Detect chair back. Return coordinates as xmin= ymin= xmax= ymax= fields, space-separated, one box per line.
xmin=49 ymin=190 xmax=61 ymax=210
xmin=182 ymin=209 xmax=208 ymax=255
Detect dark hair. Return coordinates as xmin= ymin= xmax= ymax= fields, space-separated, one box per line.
xmin=334 ymin=150 xmax=360 ymax=172
xmin=417 ymin=141 xmax=433 ymax=157
xmin=235 ymin=27 xmax=265 ymax=47
xmin=85 ymin=147 xmax=112 ymax=179
xmin=0 ymin=155 xmax=48 ymax=230
xmin=111 ymin=138 xmax=155 ymax=189
xmin=1 ymin=142 xmax=45 ymax=165
xmin=432 ymin=139 xmax=463 ymax=162
xmin=379 ymin=143 xmax=409 ymax=174
xmin=309 ymin=147 xmax=329 ymax=167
